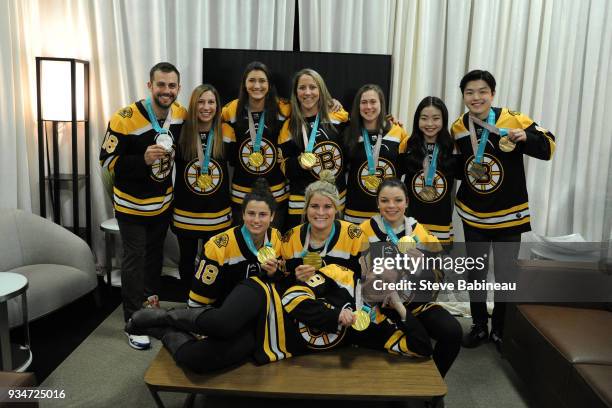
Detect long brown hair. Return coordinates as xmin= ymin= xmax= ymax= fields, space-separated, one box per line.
xmin=178 ymin=84 xmax=224 ymax=161
xmin=289 ymin=69 xmax=333 ymax=150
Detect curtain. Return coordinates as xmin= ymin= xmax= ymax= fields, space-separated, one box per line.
xmin=299 ymin=0 xmax=612 ymax=242
xmin=1 ymin=0 xmax=295 ymax=261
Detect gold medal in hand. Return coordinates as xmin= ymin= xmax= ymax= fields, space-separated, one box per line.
xmin=498 ymin=136 xmax=516 ymax=152
xmin=303 ymin=252 xmax=322 ymax=270
xmin=257 ymin=246 xmax=277 ymax=264
xmin=352 ymin=309 xmax=371 ymax=331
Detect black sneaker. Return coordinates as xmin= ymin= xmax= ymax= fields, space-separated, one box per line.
xmin=462 ymin=324 xmax=489 ymax=348
xmin=490 ymin=330 xmax=503 ymax=354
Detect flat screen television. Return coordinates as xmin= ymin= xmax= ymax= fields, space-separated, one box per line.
xmin=202 ymin=48 xmax=392 ymax=111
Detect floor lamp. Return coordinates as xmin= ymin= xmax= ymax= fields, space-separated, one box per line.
xmin=35 ymin=57 xmax=91 ymax=245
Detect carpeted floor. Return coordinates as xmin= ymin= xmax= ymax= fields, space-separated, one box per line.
xmin=40 ymin=301 xmax=535 ymax=408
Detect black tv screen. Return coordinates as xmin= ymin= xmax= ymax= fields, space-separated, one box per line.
xmin=202 ymin=48 xmax=392 ymax=111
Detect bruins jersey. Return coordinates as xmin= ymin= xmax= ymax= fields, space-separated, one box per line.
xmin=278 ymin=111 xmax=349 ymax=226
xmin=451 ymin=107 xmax=555 ymax=234
xmin=281 ymin=220 xmax=362 ymax=282
xmin=344 ymin=124 xmax=409 ymax=224
xmin=171 ymin=130 xmax=232 ymax=238
xmin=397 ymin=146 xmax=462 ymax=243
xmin=221 ymin=99 xmax=290 ymax=205
xmin=247 ymin=264 xmax=430 ymax=365
xmin=359 ymin=215 xmax=440 ymax=252
xmin=99 ymin=100 xmax=187 ymax=222
xmin=188 ymin=226 xmax=283 ymax=307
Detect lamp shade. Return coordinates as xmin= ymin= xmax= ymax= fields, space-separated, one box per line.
xmin=40 ymin=59 xmax=86 ymax=121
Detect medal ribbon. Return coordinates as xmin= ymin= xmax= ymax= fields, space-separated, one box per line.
xmin=240 ymin=224 xmax=271 ymax=258
xmin=468 ymin=109 xmax=496 ymax=164
xmin=361 ymin=128 xmax=383 ymax=176
xmin=301 ymin=114 xmax=321 ymax=153
xmin=144 ymin=97 xmax=173 ymax=134
xmin=382 ymin=217 xmax=418 ymax=246
xmin=247 ymin=109 xmax=266 ymax=154
xmin=422 ymin=143 xmax=439 ymax=187
xmin=300 ymin=221 xmax=336 ymax=258
xmin=196 ymin=129 xmax=214 ymax=175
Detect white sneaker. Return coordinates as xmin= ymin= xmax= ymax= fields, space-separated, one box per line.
xmin=125 ymin=332 xmax=151 ymax=350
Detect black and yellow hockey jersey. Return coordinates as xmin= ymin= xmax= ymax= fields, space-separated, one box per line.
xmin=281 ymin=220 xmax=362 ymax=281
xmin=344 ymin=124 xmax=409 ymax=224
xmin=246 ymin=263 xmax=431 ymax=365
xmin=172 ymin=130 xmax=232 ymax=238
xmin=451 ymin=107 xmax=555 ymax=234
xmin=99 ymin=100 xmax=187 ymax=222
xmin=359 ymin=215 xmax=440 ymax=252
xmin=278 ymin=111 xmax=349 ymax=226
xmin=221 ymin=99 xmax=290 ymax=205
xmin=398 ymin=145 xmax=462 ymax=243
xmin=188 ymin=226 xmax=283 ymax=307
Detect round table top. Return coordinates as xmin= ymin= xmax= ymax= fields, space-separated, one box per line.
xmin=0 ymin=272 xmax=28 ymax=301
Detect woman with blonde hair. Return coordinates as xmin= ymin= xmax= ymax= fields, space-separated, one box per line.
xmin=173 ymin=84 xmax=231 ymax=295
xmin=278 ymin=69 xmax=349 ymax=228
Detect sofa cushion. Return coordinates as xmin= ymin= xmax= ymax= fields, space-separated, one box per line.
xmin=568 ymin=364 xmax=612 ymax=408
xmin=518 ymin=305 xmax=612 ymax=365
xmin=7 ymin=264 xmax=97 ymax=328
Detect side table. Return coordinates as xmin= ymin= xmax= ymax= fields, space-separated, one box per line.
xmin=0 ymin=272 xmax=32 ymax=371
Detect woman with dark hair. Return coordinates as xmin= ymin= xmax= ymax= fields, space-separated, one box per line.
xmin=359 ymin=177 xmax=462 ymax=380
xmin=222 ymin=61 xmax=290 ymax=229
xmin=172 ymin=84 xmax=231 ymax=296
xmin=399 ymin=96 xmax=461 ymax=244
xmin=343 ymin=84 xmax=409 ymax=224
xmin=278 ymin=68 xmax=349 ymax=228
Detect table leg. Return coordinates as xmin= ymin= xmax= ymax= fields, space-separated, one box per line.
xmin=0 ymin=302 xmax=12 ymax=370
xmin=146 ymin=384 xmax=166 ymax=408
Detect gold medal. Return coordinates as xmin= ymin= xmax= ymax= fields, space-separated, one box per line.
xmin=352 ymin=309 xmax=371 ymax=331
xmin=303 ymin=251 xmax=322 ymax=270
xmin=498 ymin=136 xmax=516 ymax=152
xmin=248 ymin=151 xmax=264 ymax=167
xmin=397 ymin=235 xmax=416 ymax=254
xmin=363 ymin=175 xmax=381 ymax=191
xmin=469 ymin=162 xmax=487 ymax=180
xmin=418 ymin=185 xmax=438 ymax=201
xmin=299 ymin=152 xmax=317 ymax=169
xmin=257 ymin=245 xmax=277 ymax=264
xmin=197 ymin=174 xmax=213 ymax=189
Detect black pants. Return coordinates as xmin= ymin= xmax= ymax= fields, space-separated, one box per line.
xmin=173 ymin=283 xmax=264 ymax=373
xmin=117 ymin=217 xmax=168 ymax=322
xmin=462 ymin=222 xmax=521 ymax=334
xmin=416 ymin=305 xmax=462 ymax=377
xmin=176 ymin=233 xmax=215 ymax=299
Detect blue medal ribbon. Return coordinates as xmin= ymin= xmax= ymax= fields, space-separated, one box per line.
xmin=424 ymin=144 xmax=439 ymax=187
xmin=305 ymin=114 xmax=320 ymax=153
xmin=361 ymin=128 xmax=377 ymax=176
xmin=382 ymin=218 xmax=419 ymax=246
xmin=144 ymin=97 xmax=168 ymax=134
xmin=240 ymin=224 xmax=271 ymax=258
xmin=299 ymin=221 xmax=336 ymax=257
xmin=474 ymin=109 xmax=496 ymax=164
xmin=252 ymin=111 xmax=266 ymax=153
xmin=200 ymin=129 xmax=214 ymax=175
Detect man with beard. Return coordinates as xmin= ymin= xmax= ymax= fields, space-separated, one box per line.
xmin=100 ymin=62 xmax=187 ymax=350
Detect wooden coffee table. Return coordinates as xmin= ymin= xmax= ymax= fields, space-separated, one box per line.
xmin=144 ymin=346 xmax=447 ymax=407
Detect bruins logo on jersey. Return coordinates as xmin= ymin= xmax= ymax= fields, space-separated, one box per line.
xmin=214 ymin=233 xmax=229 ymax=248
xmin=238 ymin=138 xmax=277 ymax=175
xmin=298 ymin=319 xmax=346 ymax=350
xmin=311 ymin=141 xmax=343 ymax=178
xmin=465 ymin=154 xmax=504 ymax=194
xmin=357 ymin=158 xmax=395 ymax=195
xmin=118 ymin=107 xmax=133 ymax=118
xmin=150 ymin=150 xmax=175 ymax=181
xmin=348 ymin=224 xmax=362 ymax=239
xmin=184 ymin=158 xmax=223 ymax=196
xmin=411 ymin=170 xmax=447 ymax=203
xmin=281 ymin=229 xmax=294 ymax=243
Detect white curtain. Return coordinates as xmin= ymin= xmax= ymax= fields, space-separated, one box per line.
xmin=299 ymin=0 xmax=612 ymax=242
xmin=1 ymin=0 xmax=295 ymax=261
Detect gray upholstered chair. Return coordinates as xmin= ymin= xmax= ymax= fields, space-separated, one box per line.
xmin=0 ymin=209 xmax=98 ymax=328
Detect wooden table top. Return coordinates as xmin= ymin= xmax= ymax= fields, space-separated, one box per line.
xmin=145 ymin=346 xmax=447 ymax=400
